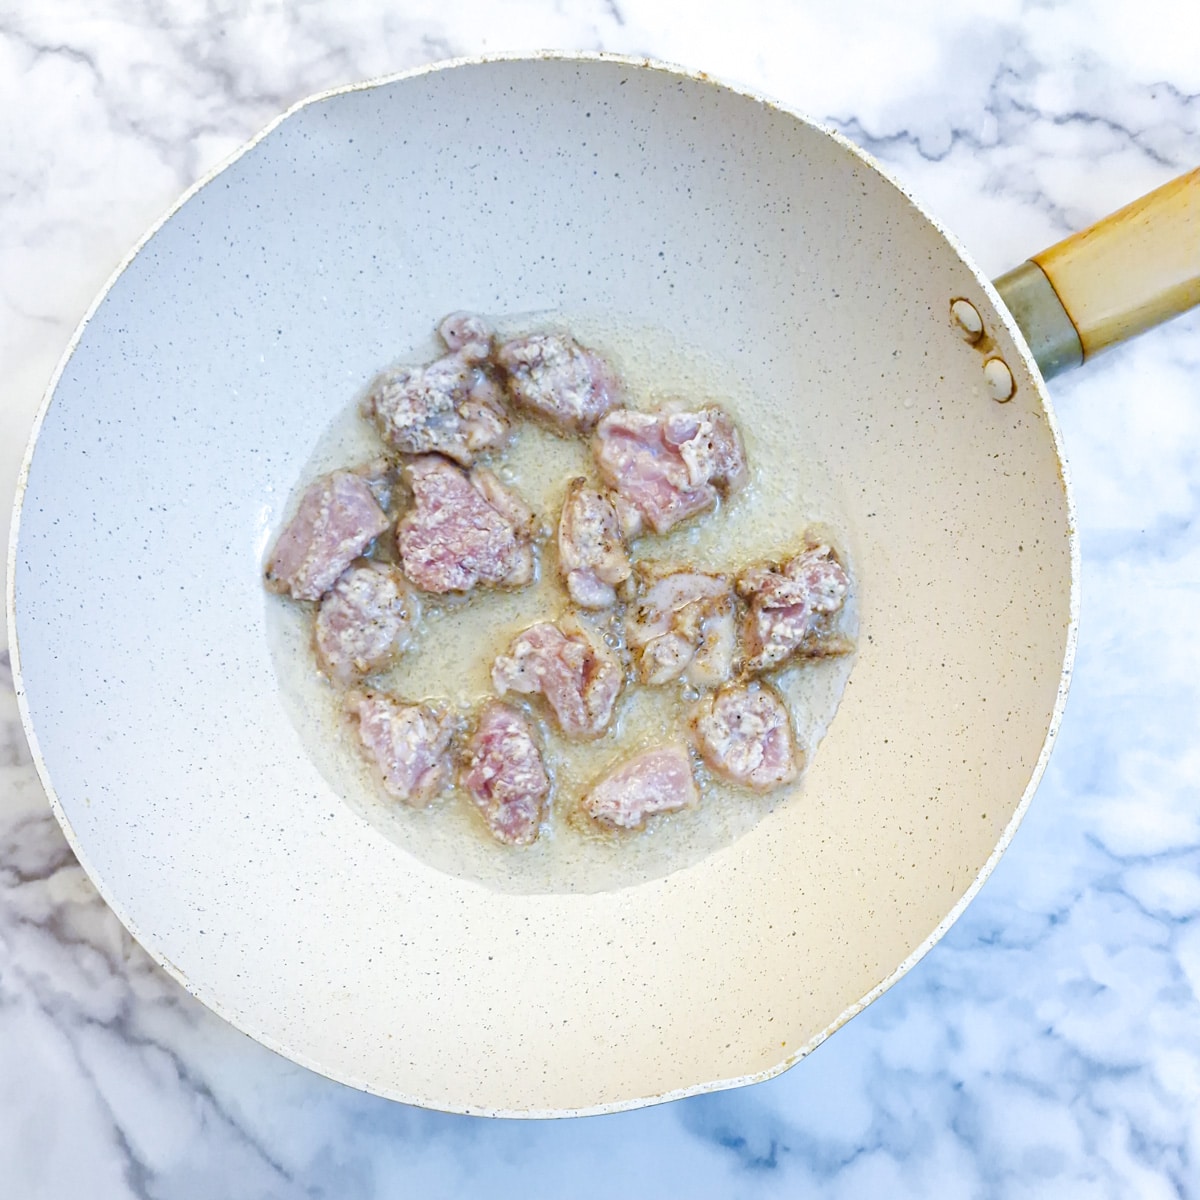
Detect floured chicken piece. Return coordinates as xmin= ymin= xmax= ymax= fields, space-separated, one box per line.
xmin=364 ymin=314 xmax=508 ymax=466
xmin=470 ymin=465 xmax=539 ymax=538
xmin=557 ymin=478 xmax=632 ymax=609
xmin=438 ymin=311 xmax=494 ymax=362
xmin=624 ymin=567 xmax=736 ymax=689
xmin=610 ymin=491 xmax=646 ymax=542
xmin=346 ymin=691 xmax=459 ymax=806
xmin=459 ymin=701 xmax=551 ymax=846
xmin=314 ymin=561 xmax=420 ymax=684
xmin=265 ymin=470 xmax=390 ymax=601
xmin=348 ymin=455 xmax=396 ymax=511
xmin=689 ymin=681 xmax=800 ymax=792
xmin=593 ymin=406 xmax=747 ymax=535
xmin=496 ymin=332 xmax=620 ymax=432
xmin=580 ymin=744 xmax=699 ymax=830
xmin=738 ymin=540 xmax=853 ymax=673
xmin=397 ymin=456 xmax=538 ymax=594
xmin=491 ymin=616 xmax=623 ymax=739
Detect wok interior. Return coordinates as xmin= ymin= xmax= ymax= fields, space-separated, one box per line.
xmin=12 ymin=57 xmax=1073 ymax=1114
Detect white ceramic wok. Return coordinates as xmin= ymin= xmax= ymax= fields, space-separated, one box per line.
xmin=7 ymin=53 xmax=1198 ymax=1117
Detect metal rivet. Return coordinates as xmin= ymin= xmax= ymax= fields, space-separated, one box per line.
xmin=950 ymin=298 xmax=983 ymax=343
xmin=983 ymin=356 xmax=1015 ymax=402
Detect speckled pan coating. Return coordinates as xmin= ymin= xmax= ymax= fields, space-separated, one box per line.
xmin=6 ymin=54 xmax=1076 ymax=1117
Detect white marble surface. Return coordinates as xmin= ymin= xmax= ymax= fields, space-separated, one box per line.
xmin=2 ymin=0 xmax=1199 ymax=1194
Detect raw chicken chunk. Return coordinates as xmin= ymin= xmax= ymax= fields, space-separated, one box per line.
xmin=496 ymin=332 xmax=620 ymax=432
xmin=265 ymin=471 xmax=390 ymax=601
xmin=580 ymin=744 xmax=699 ymax=830
xmin=347 ymin=691 xmax=458 ymax=806
xmin=592 ymin=406 xmax=747 ymax=535
xmin=738 ymin=541 xmax=852 ymax=672
xmin=438 ymin=311 xmax=494 ymax=363
xmin=624 ymin=567 xmax=736 ymax=689
xmin=557 ymin=478 xmax=632 ymax=609
xmin=662 ymin=409 xmax=747 ymax=493
xmin=491 ymin=616 xmax=623 ymax=739
xmin=348 ymin=455 xmax=396 ymax=511
xmin=364 ymin=316 xmax=508 ymax=465
xmin=689 ymin=681 xmax=800 ymax=792
xmin=314 ymin=561 xmax=420 ymax=684
xmin=610 ymin=491 xmax=646 ymax=541
xmin=459 ymin=701 xmax=551 ymax=846
xmin=397 ymin=456 xmax=538 ymax=594
xmin=470 ymin=464 xmax=539 ymax=538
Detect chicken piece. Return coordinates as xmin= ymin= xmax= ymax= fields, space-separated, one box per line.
xmin=557 ymin=479 xmax=633 ymax=609
xmin=491 ymin=616 xmax=623 ymax=739
xmin=610 ymin=491 xmax=646 ymax=541
xmin=397 ymin=456 xmax=538 ymax=594
xmin=496 ymin=332 xmax=620 ymax=432
xmin=314 ymin=561 xmax=420 ymax=684
xmin=580 ymin=744 xmax=699 ymax=830
xmin=592 ymin=406 xmax=747 ymax=535
xmin=345 ymin=456 xmax=396 ymax=511
xmin=364 ymin=321 xmax=508 ymax=465
xmin=662 ymin=409 xmax=747 ymax=493
xmin=689 ymin=681 xmax=800 ymax=792
xmin=624 ymin=567 xmax=736 ymax=689
xmin=347 ymin=691 xmax=458 ymax=806
xmin=459 ymin=701 xmax=551 ymax=846
xmin=738 ymin=542 xmax=853 ymax=672
xmin=470 ymin=466 xmax=539 ymax=540
xmin=437 ymin=311 xmax=494 ymax=364
xmin=265 ymin=471 xmax=390 ymax=601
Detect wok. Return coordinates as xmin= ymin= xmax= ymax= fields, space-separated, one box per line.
xmin=7 ymin=53 xmax=1198 ymax=1116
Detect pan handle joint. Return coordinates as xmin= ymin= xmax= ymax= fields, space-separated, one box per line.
xmin=994 ymin=261 xmax=1083 ymax=380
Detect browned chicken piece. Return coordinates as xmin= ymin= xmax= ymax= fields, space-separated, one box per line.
xmin=364 ymin=314 xmax=508 ymax=466
xmin=738 ymin=541 xmax=852 ymax=672
xmin=397 ymin=456 xmax=538 ymax=594
xmin=491 ymin=615 xmax=623 ymax=739
xmin=557 ymin=478 xmax=633 ymax=609
xmin=346 ymin=691 xmax=459 ymax=806
xmin=459 ymin=700 xmax=551 ymax=846
xmin=593 ymin=406 xmax=747 ymax=535
xmin=580 ymin=744 xmax=699 ymax=830
xmin=496 ymin=332 xmax=620 ymax=432
xmin=265 ymin=471 xmax=390 ymax=601
xmin=689 ymin=681 xmax=801 ymax=792
xmin=624 ymin=567 xmax=736 ymax=689
xmin=314 ymin=561 xmax=420 ymax=684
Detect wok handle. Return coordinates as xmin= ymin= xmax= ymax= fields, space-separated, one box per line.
xmin=994 ymin=167 xmax=1199 ymax=378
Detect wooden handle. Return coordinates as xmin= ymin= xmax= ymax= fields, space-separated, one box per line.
xmin=1030 ymin=168 xmax=1199 ymax=359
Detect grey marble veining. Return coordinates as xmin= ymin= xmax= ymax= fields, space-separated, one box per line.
xmin=3 ymin=1 xmax=1199 ymax=1196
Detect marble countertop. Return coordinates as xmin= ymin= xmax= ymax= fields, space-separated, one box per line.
xmin=3 ymin=2 xmax=1199 ymax=1196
